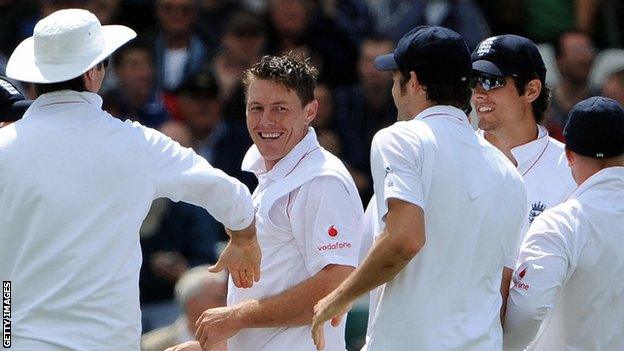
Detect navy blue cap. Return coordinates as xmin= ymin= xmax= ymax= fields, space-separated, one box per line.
xmin=374 ymin=26 xmax=471 ymax=85
xmin=471 ymin=35 xmax=546 ymax=81
xmin=564 ymin=96 xmax=624 ymax=158
xmin=0 ymin=76 xmax=32 ymax=122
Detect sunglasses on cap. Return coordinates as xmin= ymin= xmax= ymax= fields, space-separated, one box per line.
xmin=469 ymin=73 xmax=507 ymax=92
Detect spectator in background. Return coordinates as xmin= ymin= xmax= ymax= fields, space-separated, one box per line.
xmin=139 ymin=119 xmax=223 ymax=332
xmin=103 ymin=40 xmax=170 ymax=129
xmin=366 ymin=0 xmax=490 ymax=50
xmin=0 ymin=0 xmax=39 ymax=57
xmin=313 ymin=82 xmax=371 ymax=204
xmin=334 ymin=35 xmax=397 ymax=201
xmin=152 ymin=0 xmax=213 ymax=91
xmin=196 ymin=0 xmax=245 ymax=51
xmin=176 ymin=71 xmax=256 ymax=191
xmin=603 ymin=69 xmax=624 ymax=105
xmin=266 ymin=0 xmax=358 ymax=86
xmin=545 ymin=30 xmax=598 ymax=141
xmin=316 ymin=0 xmax=375 ymax=46
xmin=84 ymin=0 xmax=119 ymax=24
xmin=142 ymin=266 xmax=228 ymax=351
xmin=211 ymin=10 xmax=268 ymax=121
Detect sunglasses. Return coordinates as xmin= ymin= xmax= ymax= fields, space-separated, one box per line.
xmin=469 ymin=73 xmax=507 ymax=92
xmin=102 ymin=57 xmax=110 ymax=69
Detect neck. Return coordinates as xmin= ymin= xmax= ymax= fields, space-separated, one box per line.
xmin=484 ymin=122 xmax=539 ymax=166
xmin=264 ymin=159 xmax=278 ymax=171
xmin=402 ymin=98 xmax=435 ymax=121
xmin=164 ymin=33 xmax=190 ymax=49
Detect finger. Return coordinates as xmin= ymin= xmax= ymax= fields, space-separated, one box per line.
xmin=195 ymin=312 xmax=204 ymax=330
xmin=330 ymin=313 xmax=345 ymax=327
xmin=241 ymin=269 xmax=251 ymax=288
xmin=253 ymin=263 xmax=261 ymax=282
xmin=208 ymin=258 xmax=225 ymax=273
xmin=313 ymin=322 xmax=325 ymax=350
xmin=231 ymin=269 xmax=243 ymax=288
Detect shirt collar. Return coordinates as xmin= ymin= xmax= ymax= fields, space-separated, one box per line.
xmin=569 ymin=166 xmax=624 ymax=199
xmin=510 ymin=125 xmax=549 ymax=172
xmin=242 ymin=127 xmax=321 ymax=181
xmin=412 ymin=105 xmax=469 ymax=123
xmin=23 ymin=90 xmax=104 ymax=119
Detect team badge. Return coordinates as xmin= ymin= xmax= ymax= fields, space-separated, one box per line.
xmin=528 ymin=202 xmax=546 ymax=223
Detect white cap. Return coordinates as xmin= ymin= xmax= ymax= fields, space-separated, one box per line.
xmin=6 ymin=8 xmax=136 ymax=84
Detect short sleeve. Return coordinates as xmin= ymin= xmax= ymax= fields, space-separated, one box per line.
xmin=291 ymin=176 xmax=364 ymax=276
xmin=370 ymin=127 xmax=425 ymax=222
xmin=133 ymin=122 xmax=255 ymax=230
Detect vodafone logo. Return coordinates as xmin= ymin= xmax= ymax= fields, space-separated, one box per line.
xmin=513 ymin=266 xmax=530 ymax=291
xmin=518 ymin=267 xmax=527 ymax=279
xmin=328 ymin=225 xmax=338 ymax=238
xmin=318 ymin=242 xmax=351 ymax=252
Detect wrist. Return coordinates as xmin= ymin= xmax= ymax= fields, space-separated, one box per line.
xmin=232 ymin=299 xmax=256 ymax=329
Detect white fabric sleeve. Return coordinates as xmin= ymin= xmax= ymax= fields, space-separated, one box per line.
xmin=135 ymin=122 xmax=255 ymax=230
xmin=504 ymin=187 xmax=529 ymax=269
xmin=370 ymin=128 xmax=425 ymax=223
xmin=291 ymin=176 xmax=364 ymax=276
xmin=504 ymin=210 xmax=572 ymax=350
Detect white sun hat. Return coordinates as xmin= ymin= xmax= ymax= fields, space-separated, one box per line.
xmin=6 ymin=8 xmax=136 ymax=84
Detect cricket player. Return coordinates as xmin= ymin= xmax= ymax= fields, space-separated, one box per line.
xmin=471 ymin=35 xmax=577 ymax=227
xmin=504 ymin=97 xmax=624 ymax=350
xmin=167 ymin=54 xmax=363 ymax=351
xmin=311 ymin=26 xmax=527 ymax=350
xmin=0 ymin=9 xmax=260 ymax=350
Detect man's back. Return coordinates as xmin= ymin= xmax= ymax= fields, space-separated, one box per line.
xmin=0 ymin=91 xmax=251 ymax=350
xmin=368 ymin=106 xmax=526 ymax=350
xmin=512 ymin=167 xmax=624 ymax=350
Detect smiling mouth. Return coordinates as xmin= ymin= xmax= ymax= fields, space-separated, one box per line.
xmin=478 ymin=106 xmax=494 ymax=113
xmin=259 ymin=132 xmax=284 ymax=140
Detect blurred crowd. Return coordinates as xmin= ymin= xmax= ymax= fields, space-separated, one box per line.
xmin=2 ymin=0 xmax=623 ymax=347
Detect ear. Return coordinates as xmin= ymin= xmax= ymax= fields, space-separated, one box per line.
xmin=524 ymin=78 xmax=542 ymax=103
xmin=410 ymin=71 xmax=420 ymax=92
xmin=565 ymin=148 xmax=574 ymax=167
xmin=304 ymin=99 xmax=318 ymax=125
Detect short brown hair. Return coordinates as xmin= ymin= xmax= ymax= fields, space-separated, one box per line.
xmin=243 ymin=53 xmax=318 ymax=106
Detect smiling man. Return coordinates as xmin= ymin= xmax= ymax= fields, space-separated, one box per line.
xmin=167 ymin=54 xmax=363 ymax=351
xmin=471 ymin=35 xmax=576 ymax=228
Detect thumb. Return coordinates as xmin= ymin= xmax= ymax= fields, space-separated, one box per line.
xmin=208 ymin=258 xmax=225 ymax=273
xmin=330 ymin=313 xmax=345 ymax=327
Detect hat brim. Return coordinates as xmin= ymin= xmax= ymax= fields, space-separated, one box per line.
xmin=472 ymin=60 xmax=505 ymax=77
xmin=6 ymin=25 xmax=136 ymax=84
xmin=374 ymin=53 xmax=398 ymax=71
xmin=0 ymin=99 xmax=33 ymax=122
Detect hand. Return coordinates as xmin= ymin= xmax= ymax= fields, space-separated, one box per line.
xmin=164 ymin=340 xmax=202 ymax=351
xmin=311 ymin=292 xmax=353 ymax=350
xmin=195 ymin=306 xmax=242 ymax=350
xmin=210 ymin=221 xmax=261 ymax=288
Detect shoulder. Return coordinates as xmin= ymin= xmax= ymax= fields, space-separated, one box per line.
xmin=371 ymin=120 xmax=432 ymax=154
xmin=306 ymin=148 xmax=358 ymax=192
xmin=531 ymin=199 xmax=581 ymax=236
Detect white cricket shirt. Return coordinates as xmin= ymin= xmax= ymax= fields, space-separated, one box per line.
xmin=480 ymin=126 xmax=577 ymax=225
xmin=367 ymin=106 xmax=527 ymax=351
xmin=228 ymin=128 xmax=363 ymax=351
xmin=0 ymin=91 xmax=255 ymax=350
xmin=505 ymin=166 xmax=624 ymax=351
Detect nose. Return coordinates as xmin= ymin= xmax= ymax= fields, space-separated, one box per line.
xmin=472 ymin=84 xmax=487 ymax=100
xmin=260 ymin=109 xmax=277 ymax=126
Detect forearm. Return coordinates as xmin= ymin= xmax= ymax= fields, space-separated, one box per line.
xmin=234 ymin=265 xmax=354 ymax=328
